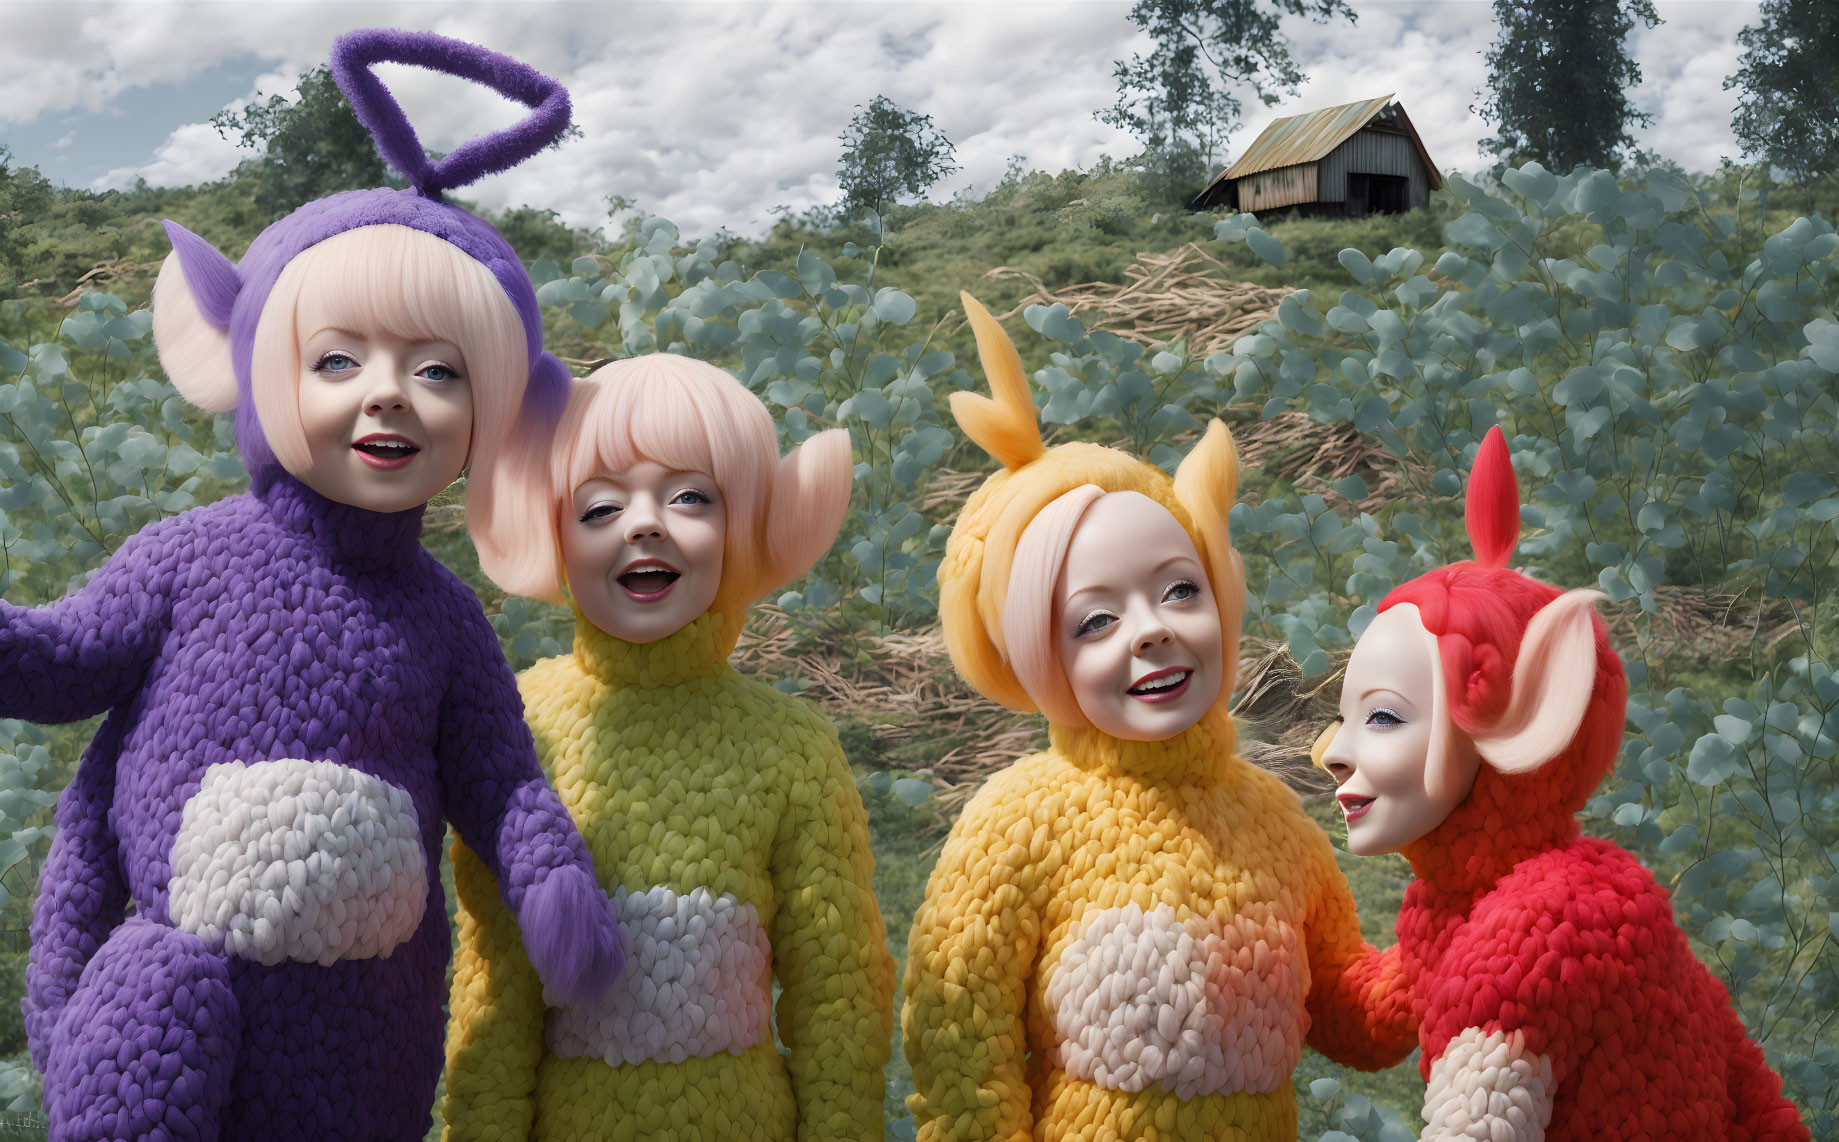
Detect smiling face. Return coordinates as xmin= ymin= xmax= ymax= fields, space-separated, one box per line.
xmin=560 ymin=460 xmax=726 ymax=643
xmin=1054 ymin=492 xmax=1224 ymax=741
xmin=292 ymin=326 xmax=475 ymax=513
xmin=1320 ymin=604 xmax=1480 ymax=855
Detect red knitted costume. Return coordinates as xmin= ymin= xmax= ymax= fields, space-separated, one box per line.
xmin=1377 ymin=427 xmax=1808 ymax=1142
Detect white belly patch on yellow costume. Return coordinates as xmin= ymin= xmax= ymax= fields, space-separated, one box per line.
xmin=544 ymin=885 xmax=772 ymax=1066
xmin=1044 ymin=902 xmax=1308 ymax=1099
xmin=166 ymin=758 xmax=428 ymax=966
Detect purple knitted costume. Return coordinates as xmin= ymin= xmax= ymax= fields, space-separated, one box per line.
xmin=5 ymin=30 xmax=620 ymax=1142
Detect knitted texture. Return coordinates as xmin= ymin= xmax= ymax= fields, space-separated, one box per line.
xmin=6 ymin=475 xmax=611 ymax=1140
xmin=443 ymin=609 xmax=896 ymax=1142
xmin=910 ymin=296 xmax=1408 ymax=1139
xmin=1373 ymin=596 xmax=1811 ymax=1141
xmin=1367 ymin=426 xmax=1808 ymax=1141
xmin=1388 ymin=763 xmax=1810 ymax=1141
xmin=902 ymin=708 xmax=1414 ymax=1142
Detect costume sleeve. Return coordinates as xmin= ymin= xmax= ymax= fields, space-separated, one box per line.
xmin=23 ymin=736 xmax=129 ymax=1070
xmin=1301 ymin=831 xmax=1417 ymax=1070
xmin=901 ymin=773 xmax=1041 ymax=1142
xmin=440 ymin=834 xmax=546 ymax=1142
xmin=768 ymin=711 xmax=895 ymax=1142
xmin=435 ymin=600 xmax=620 ymax=1006
xmin=0 ymin=519 xmax=180 ymax=723
xmin=436 ymin=600 xmax=584 ymax=903
xmin=1419 ymin=866 xmax=1657 ymax=1111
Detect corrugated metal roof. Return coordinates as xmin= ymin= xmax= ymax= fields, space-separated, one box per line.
xmin=1221 ymin=94 xmax=1397 ymax=180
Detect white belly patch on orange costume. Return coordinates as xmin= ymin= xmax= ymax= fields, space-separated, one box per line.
xmin=1044 ymin=902 xmax=1309 ymax=1099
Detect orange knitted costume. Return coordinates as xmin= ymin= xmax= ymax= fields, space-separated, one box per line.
xmin=900 ymin=295 xmax=1414 ymax=1141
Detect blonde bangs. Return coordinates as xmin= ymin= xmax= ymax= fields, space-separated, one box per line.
xmin=251 ymin=225 xmax=527 ymax=474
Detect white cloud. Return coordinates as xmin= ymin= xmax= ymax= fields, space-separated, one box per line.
xmin=51 ymin=133 xmax=74 ymax=150
xmin=90 ymin=120 xmax=247 ymax=191
xmin=1634 ymin=1 xmax=1758 ymax=171
xmin=8 ymin=1 xmax=1145 ymax=237
xmin=2 ymin=0 xmax=1763 ymax=237
xmin=0 ymin=2 xmax=345 ymax=124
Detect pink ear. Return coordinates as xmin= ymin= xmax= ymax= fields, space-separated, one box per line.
xmin=1419 ymin=615 xmax=1466 ymax=802
xmin=151 ymin=248 xmax=239 ymax=413
xmin=761 ymin=428 xmax=853 ymax=592
xmin=1473 ymin=589 xmax=1604 ymax=773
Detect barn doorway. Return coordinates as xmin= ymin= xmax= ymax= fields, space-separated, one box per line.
xmin=1349 ymin=173 xmax=1410 ymax=215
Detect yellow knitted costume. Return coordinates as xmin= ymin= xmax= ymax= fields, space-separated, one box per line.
xmin=443 ymin=609 xmax=895 ymax=1142
xmin=900 ymin=294 xmax=1413 ymax=1141
xmin=903 ymin=709 xmax=1408 ymax=1141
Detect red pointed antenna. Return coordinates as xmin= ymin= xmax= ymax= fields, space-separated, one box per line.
xmin=1465 ymin=426 xmax=1520 ymax=568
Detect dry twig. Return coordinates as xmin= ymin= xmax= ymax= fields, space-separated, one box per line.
xmin=1231 ymin=411 xmax=1432 ymax=512
xmin=55 ymin=258 xmax=163 ymax=307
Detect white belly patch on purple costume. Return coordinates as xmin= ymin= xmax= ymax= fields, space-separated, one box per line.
xmin=166 ymin=758 xmax=428 ymax=965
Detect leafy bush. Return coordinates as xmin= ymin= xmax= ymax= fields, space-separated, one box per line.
xmin=0 ymin=293 xmax=243 ymax=603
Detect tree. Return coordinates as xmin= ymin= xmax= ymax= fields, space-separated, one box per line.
xmin=211 ymin=66 xmax=397 ymax=220
xmin=1476 ymin=0 xmax=1660 ymax=173
xmin=493 ymin=205 xmax=597 ymax=264
xmin=1725 ymin=0 xmax=1839 ymax=191
xmin=835 ymin=96 xmax=958 ymax=220
xmin=1100 ymin=0 xmax=1355 ymax=191
xmin=0 ymin=147 xmax=56 ymax=292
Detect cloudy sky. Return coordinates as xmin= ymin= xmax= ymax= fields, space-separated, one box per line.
xmin=0 ymin=1 xmax=1760 ymax=238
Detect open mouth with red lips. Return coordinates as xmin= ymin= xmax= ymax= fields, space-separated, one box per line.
xmin=353 ymin=433 xmax=420 ymax=470
xmin=1126 ymin=666 xmax=1193 ymax=703
xmin=1337 ymin=793 xmax=1375 ymax=821
xmin=617 ymin=558 xmax=681 ymax=600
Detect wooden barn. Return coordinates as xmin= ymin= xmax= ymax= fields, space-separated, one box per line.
xmin=1192 ymin=94 xmax=1442 ymax=216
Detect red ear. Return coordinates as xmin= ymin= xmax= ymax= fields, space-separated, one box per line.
xmin=1466 ymin=426 xmax=1519 ymax=568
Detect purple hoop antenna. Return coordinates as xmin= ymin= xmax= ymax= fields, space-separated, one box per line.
xmin=330 ymin=28 xmax=571 ymax=199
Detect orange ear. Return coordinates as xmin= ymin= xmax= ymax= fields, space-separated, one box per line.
xmin=1173 ymin=420 xmax=1244 ymax=697
xmin=1472 ymin=589 xmax=1604 ymax=773
xmin=1310 ymin=721 xmax=1342 ymax=770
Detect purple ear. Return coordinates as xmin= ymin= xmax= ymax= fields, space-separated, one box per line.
xmin=161 ymin=221 xmax=241 ymax=331
xmin=330 ymin=28 xmax=572 ymax=198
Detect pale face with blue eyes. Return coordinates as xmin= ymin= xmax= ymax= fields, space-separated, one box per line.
xmin=1320 ymin=604 xmax=1480 ymax=856
xmin=1055 ymin=492 xmax=1224 ymax=741
xmin=561 ymin=460 xmax=726 ymax=644
xmin=294 ymin=326 xmax=474 ymax=513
